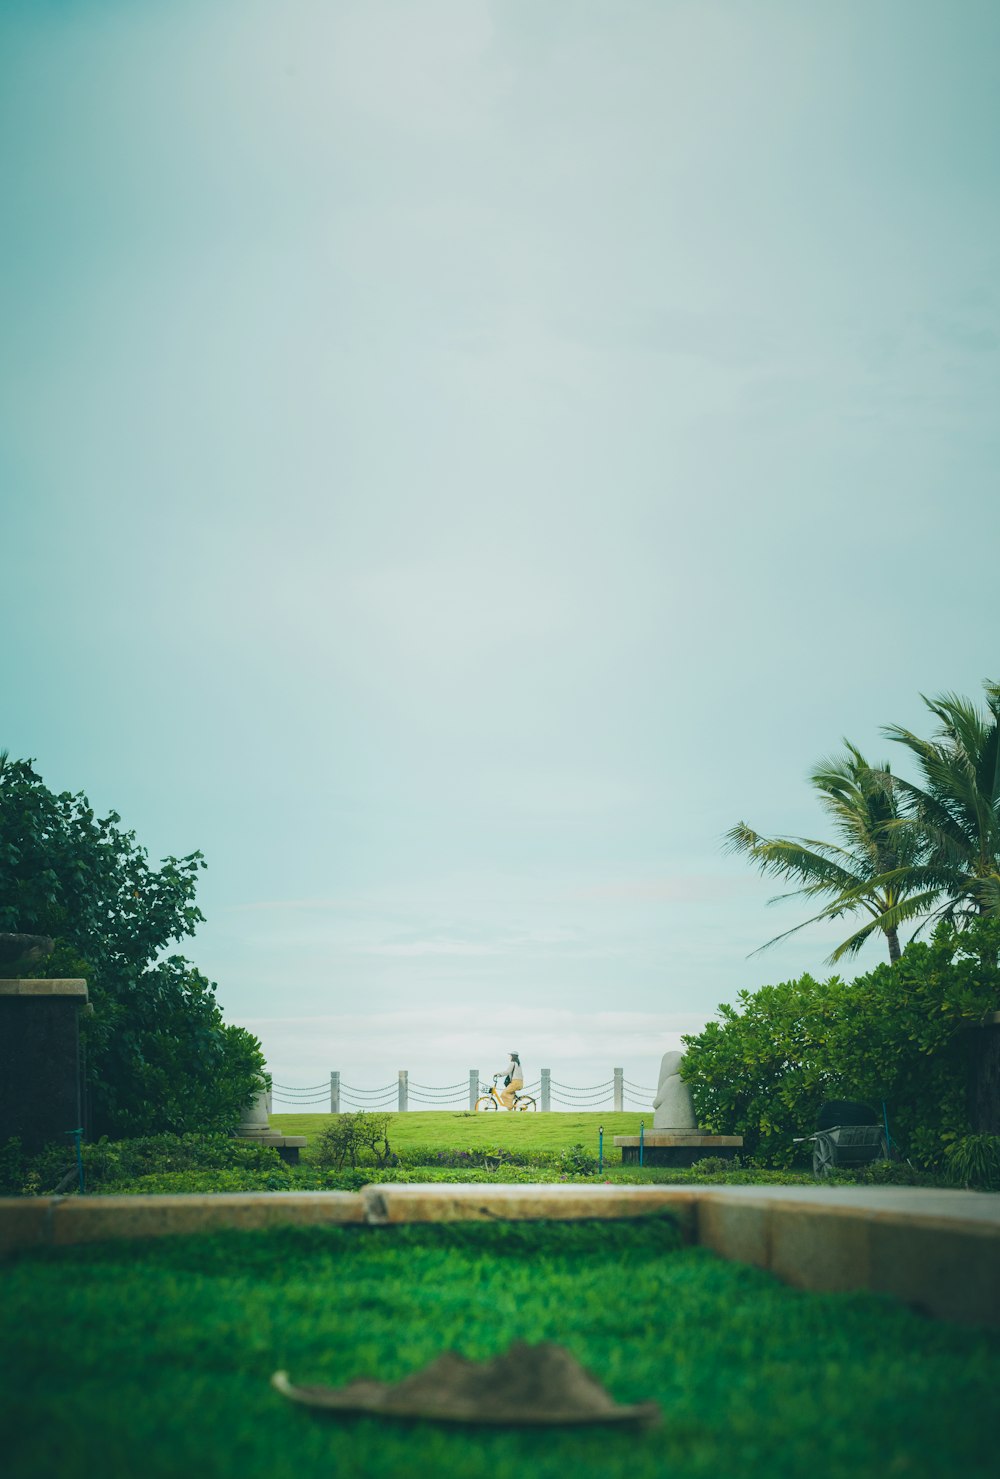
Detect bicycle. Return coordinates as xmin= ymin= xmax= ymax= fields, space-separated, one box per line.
xmin=475 ymin=1073 xmax=537 ymax=1112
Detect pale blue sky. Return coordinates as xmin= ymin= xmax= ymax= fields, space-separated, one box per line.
xmin=2 ymin=1 xmax=998 ymax=1100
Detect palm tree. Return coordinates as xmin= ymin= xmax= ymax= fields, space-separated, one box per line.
xmin=727 ymin=744 xmax=928 ymax=964
xmin=876 ymin=681 xmax=1000 ymax=927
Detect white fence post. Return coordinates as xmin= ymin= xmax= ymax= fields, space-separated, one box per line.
xmin=330 ymin=1071 xmax=340 ymax=1114
xmin=398 ymin=1069 xmax=408 ymax=1112
xmin=541 ymin=1069 xmax=551 ymax=1112
xmin=613 ymin=1067 xmax=623 ymax=1112
xmin=469 ymin=1069 xmax=479 ymax=1109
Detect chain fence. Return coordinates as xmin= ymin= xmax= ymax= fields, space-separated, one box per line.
xmin=269 ymin=1069 xmax=659 ymax=1113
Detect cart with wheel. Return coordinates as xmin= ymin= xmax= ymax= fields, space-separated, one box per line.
xmin=795 ymin=1100 xmax=888 ymax=1178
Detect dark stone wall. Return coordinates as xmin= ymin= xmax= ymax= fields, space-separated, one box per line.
xmin=970 ymin=1021 xmax=1000 ymax=1134
xmin=620 ymin=1144 xmax=741 ymax=1167
xmin=0 ymin=997 xmax=83 ymax=1153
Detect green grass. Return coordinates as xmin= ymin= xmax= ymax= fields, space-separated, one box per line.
xmin=2 ymin=1219 xmax=997 ymax=1479
xmin=271 ymin=1110 xmax=647 ymax=1153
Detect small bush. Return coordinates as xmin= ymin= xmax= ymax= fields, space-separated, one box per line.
xmin=559 ymin=1143 xmax=598 ymax=1176
xmin=117 ymin=1168 xmax=292 ymax=1195
xmin=312 ymin=1112 xmax=393 ymax=1170
xmin=689 ymin=1155 xmax=739 ymax=1175
xmin=944 ymin=1134 xmax=1000 ymax=1191
xmin=852 ymin=1158 xmax=933 ymax=1187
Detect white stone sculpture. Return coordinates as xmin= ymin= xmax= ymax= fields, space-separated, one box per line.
xmin=237 ymin=1088 xmax=273 ymax=1136
xmin=652 ymin=1050 xmax=697 ymax=1130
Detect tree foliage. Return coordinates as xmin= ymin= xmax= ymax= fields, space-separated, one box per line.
xmin=727 ymin=745 xmax=923 ymax=963
xmin=874 ymin=681 xmax=1000 ymax=929
xmin=681 ymin=916 xmax=1000 ymax=1169
xmin=729 ymin=681 xmax=1000 ymax=961
xmin=0 ymin=755 xmax=265 ymax=1138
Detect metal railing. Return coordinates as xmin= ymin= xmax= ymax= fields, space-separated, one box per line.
xmin=270 ymin=1068 xmax=658 ymax=1113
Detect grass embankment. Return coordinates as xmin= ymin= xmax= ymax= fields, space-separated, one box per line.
xmin=271 ymin=1111 xmax=646 ymax=1154
xmin=2 ymin=1220 xmax=997 ymax=1479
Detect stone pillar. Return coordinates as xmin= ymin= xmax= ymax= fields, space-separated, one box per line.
xmin=0 ymin=979 xmax=89 ymax=1154
xmin=398 ymin=1069 xmax=408 ymax=1112
xmin=613 ymin=1066 xmax=623 ymax=1113
xmin=330 ymin=1071 xmax=340 ymax=1114
xmin=469 ymin=1069 xmax=478 ymax=1109
xmin=541 ymin=1068 xmax=551 ymax=1112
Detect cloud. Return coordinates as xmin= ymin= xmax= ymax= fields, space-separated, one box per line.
xmin=356 ymin=938 xmax=500 ymax=958
xmin=326 ymin=0 xmax=502 ymax=136
xmin=224 ymin=897 xmax=357 ymax=913
xmin=572 ymin=875 xmax=762 ymax=904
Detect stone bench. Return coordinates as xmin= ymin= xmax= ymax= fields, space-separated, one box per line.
xmin=614 ymin=1132 xmax=743 ymax=1167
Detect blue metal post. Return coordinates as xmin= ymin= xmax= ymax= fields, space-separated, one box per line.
xmin=66 ymin=1128 xmax=84 ymax=1193
xmin=639 ymin=1120 xmax=644 ymax=1167
xmin=598 ymin=1124 xmax=604 ymax=1174
xmin=881 ymin=1100 xmax=892 ymax=1156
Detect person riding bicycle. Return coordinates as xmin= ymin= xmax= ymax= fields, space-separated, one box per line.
xmin=498 ymin=1051 xmax=524 ymax=1110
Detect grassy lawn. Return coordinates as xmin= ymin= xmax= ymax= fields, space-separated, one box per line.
xmin=2 ymin=1219 xmax=997 ymax=1479
xmin=271 ymin=1110 xmax=648 ymax=1154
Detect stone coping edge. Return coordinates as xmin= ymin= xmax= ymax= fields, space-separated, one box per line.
xmin=235 ymin=1134 xmax=308 ymax=1147
xmin=614 ymin=1134 xmax=743 ymax=1147
xmin=1 ymin=1184 xmax=997 ymax=1328
xmin=0 ymin=978 xmax=89 ymax=1000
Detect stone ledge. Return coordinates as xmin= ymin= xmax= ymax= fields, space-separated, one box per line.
xmin=0 ymin=978 xmax=89 ymax=1000
xmin=362 ymin=1183 xmax=699 ymax=1232
xmin=236 ymin=1134 xmax=308 ymax=1147
xmin=614 ymin=1132 xmax=743 ymax=1167
xmin=691 ymin=1186 xmax=1000 ymax=1327
xmin=0 ymin=1192 xmax=364 ymax=1253
xmin=614 ymin=1133 xmax=743 ymax=1147
xmin=1 ymin=1183 xmax=997 ymax=1327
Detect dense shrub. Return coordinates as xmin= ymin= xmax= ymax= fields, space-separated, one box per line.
xmin=311 ymin=1112 xmax=394 ymax=1169
xmin=682 ymin=917 xmax=1000 ymax=1169
xmin=558 ymin=1143 xmax=599 ymax=1176
xmin=944 ymin=1134 xmax=1000 ymax=1190
xmin=390 ymin=1144 xmax=546 ymax=1171
xmin=2 ymin=1132 xmax=286 ymax=1196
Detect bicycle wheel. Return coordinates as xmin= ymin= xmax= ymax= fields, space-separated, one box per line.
xmin=514 ymin=1095 xmax=537 ymax=1112
xmin=474 ymin=1095 xmax=498 ymax=1112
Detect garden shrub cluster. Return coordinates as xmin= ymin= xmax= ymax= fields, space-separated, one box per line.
xmin=311 ymin=1112 xmax=395 ymax=1170
xmin=0 ymin=1133 xmax=286 ymax=1197
xmin=558 ymin=1142 xmax=599 ymax=1176
xmin=682 ymin=916 xmax=1000 ymax=1170
xmin=944 ymin=1133 xmax=1000 ymax=1191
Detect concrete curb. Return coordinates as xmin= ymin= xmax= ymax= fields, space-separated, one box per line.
xmin=1 ymin=1183 xmax=997 ymax=1327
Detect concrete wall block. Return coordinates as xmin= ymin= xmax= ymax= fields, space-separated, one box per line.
xmin=769 ymin=1206 xmax=873 ymax=1295
xmin=0 ymin=1198 xmax=54 ymax=1255
xmin=867 ymin=1217 xmax=1000 ymax=1327
xmin=696 ymin=1196 xmax=772 ymax=1270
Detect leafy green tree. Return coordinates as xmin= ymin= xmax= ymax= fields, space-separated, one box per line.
xmin=727 ymin=744 xmax=925 ymax=963
xmin=682 ymin=916 xmax=1000 ymax=1168
xmin=0 ymin=755 xmax=265 ymax=1137
xmin=875 ymin=681 xmax=1000 ymax=930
